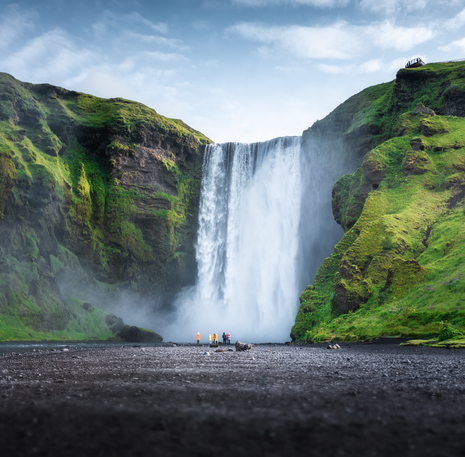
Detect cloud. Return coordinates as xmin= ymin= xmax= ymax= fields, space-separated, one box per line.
xmin=0 ymin=4 xmax=38 ymax=49
xmin=369 ymin=22 xmax=435 ymax=51
xmin=318 ymin=58 xmax=383 ymax=74
xmin=231 ymin=0 xmax=459 ymax=10
xmin=444 ymin=7 xmax=465 ymax=30
xmin=192 ymin=20 xmax=212 ymax=30
xmin=439 ymin=37 xmax=465 ymax=52
xmin=1 ymin=30 xmax=97 ymax=82
xmin=231 ymin=0 xmax=349 ymax=6
xmin=228 ymin=20 xmax=435 ymax=61
xmin=358 ymin=0 xmax=464 ymax=14
xmin=359 ymin=59 xmax=383 ymax=72
xmin=69 ymin=69 xmax=135 ymax=99
xmin=140 ymin=51 xmax=191 ymax=63
xmin=126 ymin=12 xmax=168 ymax=34
xmin=318 ymin=63 xmax=345 ymax=74
xmin=90 ymin=11 xmax=188 ymax=51
xmin=358 ymin=0 xmax=428 ymax=14
xmin=93 ymin=10 xmax=168 ymax=36
xmin=228 ymin=22 xmax=361 ymax=59
xmin=125 ymin=32 xmax=189 ymax=50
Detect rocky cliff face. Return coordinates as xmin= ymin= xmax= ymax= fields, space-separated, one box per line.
xmin=0 ymin=73 xmax=210 ymax=341
xmin=292 ymin=61 xmax=465 ymax=344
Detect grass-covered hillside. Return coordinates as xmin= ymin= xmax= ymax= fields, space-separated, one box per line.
xmin=0 ymin=73 xmax=211 ymax=341
xmin=292 ymin=61 xmax=465 ymax=347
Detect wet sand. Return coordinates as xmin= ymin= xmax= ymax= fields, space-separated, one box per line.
xmin=0 ymin=342 xmax=464 ymax=456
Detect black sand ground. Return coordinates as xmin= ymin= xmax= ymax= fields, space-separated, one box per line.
xmin=0 ymin=342 xmax=464 ymax=456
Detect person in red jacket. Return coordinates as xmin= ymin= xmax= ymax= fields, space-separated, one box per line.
xmin=196 ymin=332 xmax=200 ymax=345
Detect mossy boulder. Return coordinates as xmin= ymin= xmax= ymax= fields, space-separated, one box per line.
xmin=117 ymin=325 xmax=163 ymax=343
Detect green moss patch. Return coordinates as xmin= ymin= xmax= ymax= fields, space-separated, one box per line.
xmin=0 ymin=72 xmax=211 ymax=341
xmin=293 ymin=63 xmax=465 ymax=344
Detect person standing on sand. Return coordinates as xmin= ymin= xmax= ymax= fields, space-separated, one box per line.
xmin=196 ymin=332 xmax=200 ymax=345
xmin=222 ymin=332 xmax=226 ymax=344
xmin=209 ymin=334 xmax=212 ymax=344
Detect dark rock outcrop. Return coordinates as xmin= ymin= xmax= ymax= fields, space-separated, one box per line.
xmin=235 ymin=341 xmax=252 ymax=351
xmin=118 ymin=325 xmax=163 ymax=343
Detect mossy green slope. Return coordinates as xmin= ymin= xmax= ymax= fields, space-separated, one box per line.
xmin=0 ymin=72 xmax=211 ymax=341
xmin=293 ymin=61 xmax=465 ymax=344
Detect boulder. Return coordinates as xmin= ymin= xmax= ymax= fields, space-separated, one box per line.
xmin=117 ymin=325 xmax=163 ymax=343
xmin=235 ymin=340 xmax=252 ymax=351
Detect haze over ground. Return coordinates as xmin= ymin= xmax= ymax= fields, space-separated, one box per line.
xmin=1 ymin=0 xmax=464 ymax=142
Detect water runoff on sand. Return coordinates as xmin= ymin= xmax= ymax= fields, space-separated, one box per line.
xmin=165 ymin=136 xmax=305 ymax=343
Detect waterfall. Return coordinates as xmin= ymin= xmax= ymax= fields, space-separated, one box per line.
xmin=165 ymin=136 xmax=305 ymax=343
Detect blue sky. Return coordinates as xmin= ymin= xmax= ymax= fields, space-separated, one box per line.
xmin=1 ymin=0 xmax=465 ymax=142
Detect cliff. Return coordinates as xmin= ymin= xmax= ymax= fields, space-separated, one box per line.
xmin=0 ymin=73 xmax=211 ymax=341
xmin=292 ymin=61 xmax=465 ymax=346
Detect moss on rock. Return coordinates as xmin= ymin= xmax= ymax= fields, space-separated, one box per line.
xmin=0 ymin=72 xmax=212 ymax=341
xmin=293 ymin=61 xmax=465 ymax=343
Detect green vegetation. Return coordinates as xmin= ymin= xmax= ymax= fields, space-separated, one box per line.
xmin=292 ymin=61 xmax=465 ymax=344
xmin=0 ymin=72 xmax=211 ymax=341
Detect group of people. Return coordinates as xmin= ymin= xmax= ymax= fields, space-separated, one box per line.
xmin=195 ymin=332 xmax=231 ymax=345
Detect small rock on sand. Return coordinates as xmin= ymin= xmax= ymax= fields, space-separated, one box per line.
xmin=235 ymin=341 xmax=252 ymax=351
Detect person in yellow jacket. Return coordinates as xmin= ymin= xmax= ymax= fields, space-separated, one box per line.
xmin=209 ymin=334 xmax=212 ymax=344
xmin=196 ymin=332 xmax=200 ymax=345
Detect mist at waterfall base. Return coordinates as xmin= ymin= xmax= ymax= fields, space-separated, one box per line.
xmin=163 ymin=136 xmax=344 ymax=343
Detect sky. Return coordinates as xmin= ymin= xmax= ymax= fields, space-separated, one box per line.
xmin=1 ymin=0 xmax=465 ymax=143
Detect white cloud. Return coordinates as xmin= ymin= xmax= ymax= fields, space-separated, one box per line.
xmin=70 ymin=69 xmax=135 ymax=99
xmin=125 ymin=32 xmax=189 ymax=50
xmin=92 ymin=10 xmax=168 ymax=37
xmin=358 ymin=0 xmax=464 ymax=14
xmin=126 ymin=12 xmax=168 ymax=34
xmin=231 ymin=0 xmax=349 ymax=6
xmin=275 ymin=64 xmax=305 ymax=74
xmin=439 ymin=37 xmax=465 ymax=52
xmin=140 ymin=51 xmax=191 ymax=63
xmin=231 ymin=0 xmax=460 ymax=10
xmin=359 ymin=59 xmax=383 ymax=72
xmin=192 ymin=20 xmax=212 ymax=30
xmin=358 ymin=0 xmax=427 ymax=14
xmin=318 ymin=58 xmax=383 ymax=74
xmin=444 ymin=7 xmax=465 ymax=31
xmin=228 ymin=22 xmax=361 ymax=59
xmin=117 ymin=58 xmax=136 ymax=72
xmin=1 ymin=30 xmax=97 ymax=83
xmin=369 ymin=22 xmax=436 ymax=51
xmin=228 ymin=20 xmax=435 ymax=61
xmin=0 ymin=5 xmax=37 ymax=49
xmin=318 ymin=63 xmax=345 ymax=74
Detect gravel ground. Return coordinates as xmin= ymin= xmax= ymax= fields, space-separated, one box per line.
xmin=0 ymin=342 xmax=464 ymax=456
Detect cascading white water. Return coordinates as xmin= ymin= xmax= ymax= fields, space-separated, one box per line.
xmin=165 ymin=136 xmax=303 ymax=342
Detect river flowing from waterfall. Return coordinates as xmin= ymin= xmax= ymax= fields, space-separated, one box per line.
xmin=165 ymin=136 xmax=307 ymax=342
